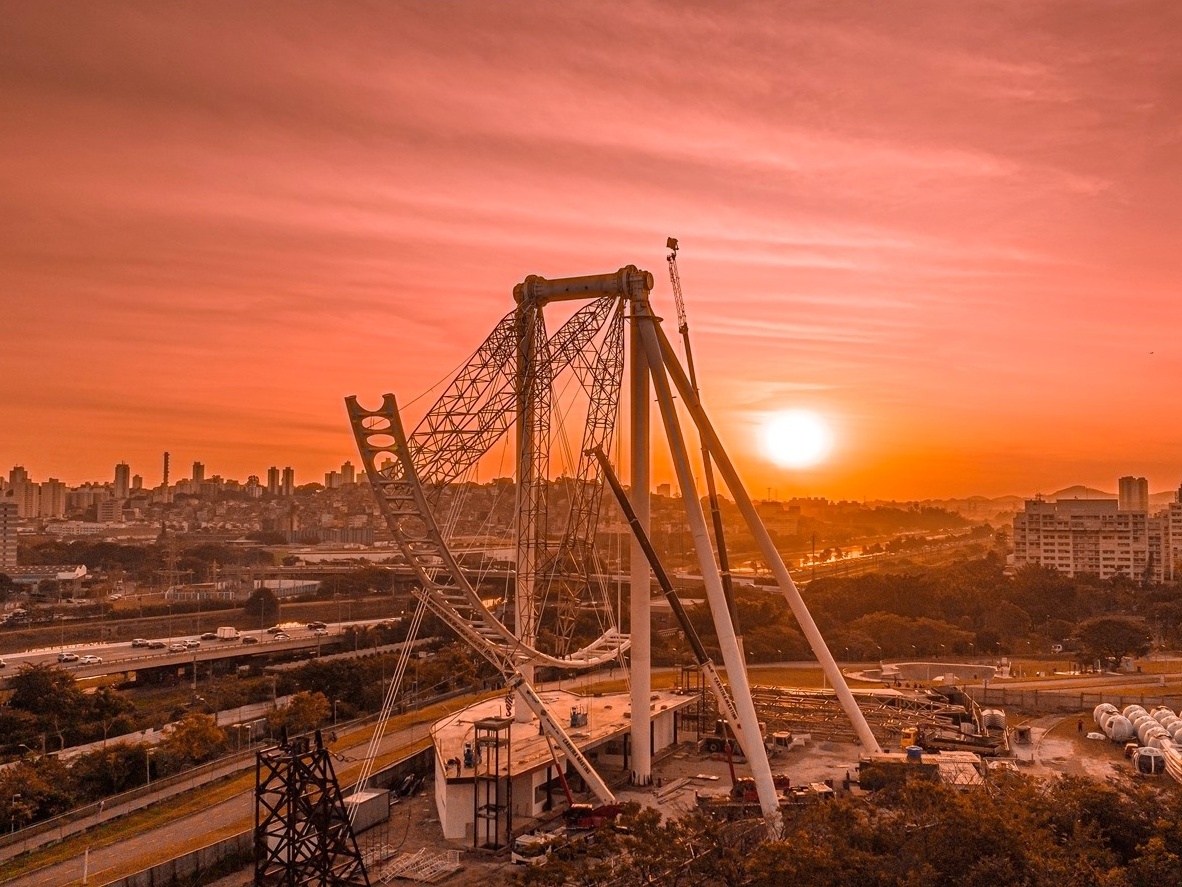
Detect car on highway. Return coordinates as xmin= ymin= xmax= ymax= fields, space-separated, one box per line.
xmin=313 ymin=628 xmax=328 ymax=636
xmin=147 ymin=640 xmax=167 ymax=649
xmin=79 ymin=655 xmax=103 ymax=665
xmin=58 ymin=652 xmax=79 ymax=663
xmin=184 ymin=639 xmax=201 ymax=648
xmin=241 ymin=635 xmax=260 ymax=645
xmin=200 ymin=632 xmax=218 ymax=641
xmin=131 ymin=638 xmax=149 ymax=647
xmin=0 ymin=658 xmax=7 ymax=669
xmin=306 ymin=621 xmax=328 ymax=630
xmin=272 ymin=632 xmax=290 ymax=641
xmin=108 ymin=593 xmax=123 ymax=601
xmin=168 ymin=643 xmax=187 ymax=652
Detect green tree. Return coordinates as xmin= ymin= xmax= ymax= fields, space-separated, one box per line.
xmin=1077 ymin=615 xmax=1152 ymax=664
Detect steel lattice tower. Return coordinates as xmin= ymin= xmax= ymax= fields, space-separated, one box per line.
xmin=254 ymin=732 xmax=369 ymax=887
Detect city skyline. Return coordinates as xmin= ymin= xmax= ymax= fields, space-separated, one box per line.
xmin=3 ymin=4 xmax=1181 ymax=498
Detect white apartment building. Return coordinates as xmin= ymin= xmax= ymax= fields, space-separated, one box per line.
xmin=1013 ymin=486 xmax=1182 ymax=582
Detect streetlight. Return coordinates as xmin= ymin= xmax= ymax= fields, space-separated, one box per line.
xmin=10 ymin=793 xmax=20 ymax=834
xmin=145 ymin=748 xmax=155 ymax=786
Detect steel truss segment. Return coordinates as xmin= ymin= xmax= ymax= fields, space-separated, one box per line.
xmin=345 ymin=393 xmax=628 ymax=670
xmin=407 ymin=296 xmax=619 ymax=490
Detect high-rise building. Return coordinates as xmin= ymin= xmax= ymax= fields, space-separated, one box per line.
xmin=267 ymin=466 xmax=281 ymax=496
xmin=1011 ymin=478 xmax=1182 ymax=582
xmin=192 ymin=461 xmax=205 ymax=485
xmin=281 ymin=466 xmax=295 ymax=497
xmin=12 ymin=481 xmax=40 ymax=519
xmin=132 ymin=474 xmax=143 ymax=491
xmin=8 ymin=466 xmax=28 ymax=487
xmin=1013 ymin=497 xmax=1150 ymax=580
xmin=40 ymin=478 xmax=66 ymax=518
xmin=114 ymin=462 xmax=131 ymax=499
xmin=97 ymin=500 xmax=124 ymax=523
xmin=0 ymin=501 xmax=17 ymax=571
xmin=1119 ymin=476 xmax=1149 ymax=512
xmin=341 ymin=461 xmax=356 ymax=485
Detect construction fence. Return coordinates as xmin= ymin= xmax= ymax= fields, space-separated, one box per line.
xmin=970 ymin=687 xmax=1182 ymax=716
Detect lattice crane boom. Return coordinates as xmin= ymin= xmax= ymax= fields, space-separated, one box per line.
xmin=666 ymin=238 xmax=743 ymax=652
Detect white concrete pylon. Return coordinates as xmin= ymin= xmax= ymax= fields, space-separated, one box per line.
xmin=633 ymin=300 xmax=782 ymax=827
xmin=655 ymin=325 xmax=882 ymax=754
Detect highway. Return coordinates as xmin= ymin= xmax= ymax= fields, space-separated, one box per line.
xmin=0 ymin=617 xmax=398 ymax=686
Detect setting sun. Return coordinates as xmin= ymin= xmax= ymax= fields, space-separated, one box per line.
xmin=761 ymin=410 xmax=834 ymax=469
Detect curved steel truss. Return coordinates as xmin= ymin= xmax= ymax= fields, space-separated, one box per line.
xmin=346 ymin=393 xmax=627 ymax=671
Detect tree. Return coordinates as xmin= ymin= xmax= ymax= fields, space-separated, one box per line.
xmin=8 ymin=667 xmax=87 ymax=723
xmin=91 ymin=685 xmax=136 ymax=741
xmin=267 ymin=691 xmax=331 ymax=736
xmin=69 ymin=742 xmax=151 ymax=800
xmin=1077 ymin=615 xmax=1152 ymax=664
xmin=160 ymin=712 xmax=226 ymax=768
xmin=244 ymin=587 xmax=280 ymax=623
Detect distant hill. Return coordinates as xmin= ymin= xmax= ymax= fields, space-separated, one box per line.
xmin=1048 ymin=485 xmax=1113 ymax=500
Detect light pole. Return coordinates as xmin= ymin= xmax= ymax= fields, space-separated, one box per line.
xmin=145 ymin=748 xmax=155 ymax=786
xmin=10 ymin=793 xmax=20 ymax=834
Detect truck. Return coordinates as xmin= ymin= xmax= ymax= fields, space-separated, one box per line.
xmin=215 ymin=626 xmax=240 ymax=640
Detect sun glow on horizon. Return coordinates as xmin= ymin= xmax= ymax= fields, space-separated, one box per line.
xmin=761 ymin=410 xmax=834 ymax=469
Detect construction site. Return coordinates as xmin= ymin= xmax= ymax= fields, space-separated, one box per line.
xmin=11 ymin=246 xmax=1182 ymax=887
xmin=228 ymin=243 xmax=1076 ymax=885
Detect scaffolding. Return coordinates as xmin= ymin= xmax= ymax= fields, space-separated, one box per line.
xmin=472 ymin=716 xmax=512 ymax=851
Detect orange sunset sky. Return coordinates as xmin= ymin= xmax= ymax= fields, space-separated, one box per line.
xmin=3 ymin=3 xmax=1181 ymax=500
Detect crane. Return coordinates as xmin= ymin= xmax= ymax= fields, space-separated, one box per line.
xmin=666 ymin=238 xmax=744 ymax=661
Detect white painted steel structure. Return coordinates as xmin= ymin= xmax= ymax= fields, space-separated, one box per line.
xmin=348 ymin=260 xmax=879 ymax=831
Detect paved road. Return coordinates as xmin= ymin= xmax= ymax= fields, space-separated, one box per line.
xmin=1 ymin=717 xmax=436 ymax=887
